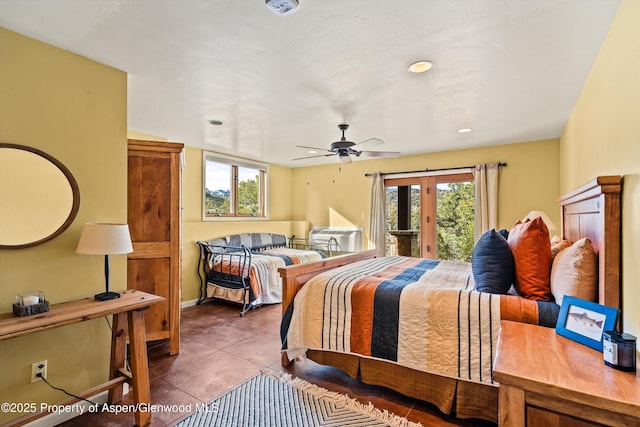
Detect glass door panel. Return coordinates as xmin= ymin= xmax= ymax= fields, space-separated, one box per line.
xmin=435 ymin=180 xmax=475 ymax=262
xmin=385 ymin=184 xmax=421 ymax=257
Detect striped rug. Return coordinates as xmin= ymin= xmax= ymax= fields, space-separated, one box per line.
xmin=174 ymin=369 xmax=421 ymax=427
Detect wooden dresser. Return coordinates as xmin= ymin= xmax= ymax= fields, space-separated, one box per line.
xmin=127 ymin=139 xmax=183 ymax=355
xmin=494 ymin=320 xmax=640 ymax=427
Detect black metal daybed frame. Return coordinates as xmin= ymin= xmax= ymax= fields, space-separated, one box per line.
xmin=196 ymin=241 xmax=255 ymax=315
xmin=196 ymin=232 xmax=339 ymax=316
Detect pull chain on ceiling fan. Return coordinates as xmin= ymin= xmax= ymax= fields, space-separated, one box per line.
xmin=293 ymin=123 xmax=401 ymax=164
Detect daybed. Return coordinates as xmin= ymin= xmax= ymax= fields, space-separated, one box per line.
xmin=197 ymin=232 xmax=326 ymax=315
xmin=279 ymin=176 xmax=622 ymax=423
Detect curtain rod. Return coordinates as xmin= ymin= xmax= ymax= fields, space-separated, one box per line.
xmin=364 ymin=161 xmax=507 ymax=177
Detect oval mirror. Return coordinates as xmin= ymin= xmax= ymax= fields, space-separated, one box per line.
xmin=0 ymin=143 xmax=80 ymax=249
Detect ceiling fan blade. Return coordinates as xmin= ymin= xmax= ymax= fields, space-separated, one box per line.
xmin=360 ymin=150 xmax=401 ymax=158
xmin=355 ymin=138 xmax=384 ymax=148
xmin=292 ymin=153 xmax=337 ymax=161
xmin=296 ymin=144 xmax=333 ymax=152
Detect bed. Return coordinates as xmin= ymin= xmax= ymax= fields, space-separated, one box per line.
xmin=279 ymin=176 xmax=622 ymax=423
xmin=197 ymin=232 xmax=326 ymax=315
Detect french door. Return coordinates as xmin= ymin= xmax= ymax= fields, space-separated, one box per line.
xmin=384 ymin=173 xmax=474 ymax=260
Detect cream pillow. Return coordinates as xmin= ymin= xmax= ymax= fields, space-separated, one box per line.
xmin=550 ymin=238 xmax=597 ymax=306
xmin=551 ymin=240 xmax=571 ymax=259
xmin=551 ymin=238 xmax=571 ymax=259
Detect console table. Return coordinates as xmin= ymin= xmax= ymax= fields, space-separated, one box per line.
xmin=0 ymin=289 xmax=163 ymax=426
xmin=494 ymin=320 xmax=640 ymax=427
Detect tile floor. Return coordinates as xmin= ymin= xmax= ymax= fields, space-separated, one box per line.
xmin=58 ymin=301 xmax=495 ymax=426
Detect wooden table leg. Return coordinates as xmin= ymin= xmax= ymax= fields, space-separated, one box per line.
xmin=128 ymin=308 xmax=152 ymax=426
xmin=499 ymin=384 xmax=525 ymax=427
xmin=108 ymin=312 xmax=128 ymax=403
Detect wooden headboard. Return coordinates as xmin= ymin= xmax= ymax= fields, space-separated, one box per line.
xmin=556 ymin=175 xmax=622 ymax=315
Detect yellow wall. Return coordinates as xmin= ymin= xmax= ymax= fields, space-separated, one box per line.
xmin=560 ymin=0 xmax=640 ymax=338
xmin=126 ymin=131 xmax=168 ymax=142
xmin=292 ymin=139 xmax=561 ymax=246
xmin=0 ymin=28 xmax=127 ymax=422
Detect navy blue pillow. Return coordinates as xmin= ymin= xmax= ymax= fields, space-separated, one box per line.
xmin=472 ymin=229 xmax=514 ymax=294
xmin=497 ymin=228 xmax=509 ymax=240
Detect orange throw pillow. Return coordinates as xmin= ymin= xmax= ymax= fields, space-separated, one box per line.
xmin=507 ymin=217 xmax=553 ymax=301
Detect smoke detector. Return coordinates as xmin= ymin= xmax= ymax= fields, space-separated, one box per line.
xmin=265 ymin=0 xmax=299 ymax=15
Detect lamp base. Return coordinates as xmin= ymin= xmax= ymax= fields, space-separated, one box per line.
xmin=95 ymin=291 xmax=121 ymax=301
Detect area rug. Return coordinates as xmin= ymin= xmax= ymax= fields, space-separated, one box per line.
xmin=174 ymin=368 xmax=422 ymax=427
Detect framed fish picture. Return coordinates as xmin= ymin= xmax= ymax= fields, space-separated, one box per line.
xmin=556 ymin=296 xmax=620 ymax=351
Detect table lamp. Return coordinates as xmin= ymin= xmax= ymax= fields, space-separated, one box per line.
xmin=522 ymin=210 xmax=557 ymax=233
xmin=76 ymin=223 xmax=133 ymax=301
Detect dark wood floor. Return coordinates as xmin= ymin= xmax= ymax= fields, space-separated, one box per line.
xmin=59 ymin=301 xmax=496 ymax=426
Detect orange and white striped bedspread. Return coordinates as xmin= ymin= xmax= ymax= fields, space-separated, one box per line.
xmin=282 ymin=256 xmax=552 ymax=385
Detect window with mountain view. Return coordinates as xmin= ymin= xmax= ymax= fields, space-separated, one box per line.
xmin=203 ymin=152 xmax=267 ymax=219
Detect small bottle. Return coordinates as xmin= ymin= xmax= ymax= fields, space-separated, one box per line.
xmin=603 ymin=330 xmax=637 ymax=372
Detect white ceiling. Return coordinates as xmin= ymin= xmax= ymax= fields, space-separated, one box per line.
xmin=0 ymin=1 xmax=620 ymax=168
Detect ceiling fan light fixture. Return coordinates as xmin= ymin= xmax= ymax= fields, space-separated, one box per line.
xmin=339 ymin=153 xmax=352 ymax=164
xmin=265 ymin=0 xmax=299 ymax=15
xmin=408 ymin=60 xmax=433 ymax=74
xmin=292 ymin=123 xmax=400 ymax=163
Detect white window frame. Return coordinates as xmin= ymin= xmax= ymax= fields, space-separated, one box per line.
xmin=202 ymin=151 xmax=269 ymax=221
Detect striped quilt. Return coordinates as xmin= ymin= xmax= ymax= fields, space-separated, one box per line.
xmin=282 ymin=256 xmax=554 ymax=386
xmin=256 ymin=247 xmax=326 ymax=266
xmin=210 ymin=248 xmax=325 ymax=305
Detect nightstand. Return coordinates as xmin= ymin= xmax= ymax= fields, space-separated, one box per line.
xmin=493 ymin=320 xmax=640 ymax=427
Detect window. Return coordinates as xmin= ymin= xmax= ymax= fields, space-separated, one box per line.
xmin=384 ymin=172 xmax=474 ymax=261
xmin=203 ymin=152 xmax=268 ymax=220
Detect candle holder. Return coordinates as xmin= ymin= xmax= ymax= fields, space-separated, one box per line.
xmin=603 ymin=330 xmax=637 ymax=372
xmin=13 ymin=291 xmax=49 ymax=317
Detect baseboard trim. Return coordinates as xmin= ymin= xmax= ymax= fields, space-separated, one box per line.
xmin=25 ymin=384 xmax=129 ymax=427
xmin=181 ymin=298 xmax=199 ymax=309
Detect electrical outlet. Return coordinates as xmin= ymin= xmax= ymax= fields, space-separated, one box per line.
xmin=31 ymin=360 xmax=47 ymax=383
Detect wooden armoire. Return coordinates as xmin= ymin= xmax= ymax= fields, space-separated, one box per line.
xmin=127 ymin=139 xmax=183 ymax=355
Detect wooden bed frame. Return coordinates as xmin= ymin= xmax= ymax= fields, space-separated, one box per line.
xmin=279 ymin=175 xmax=622 ymax=423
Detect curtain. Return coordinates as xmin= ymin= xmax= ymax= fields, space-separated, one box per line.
xmin=368 ymin=172 xmax=386 ymax=254
xmin=474 ymin=163 xmax=500 ymax=242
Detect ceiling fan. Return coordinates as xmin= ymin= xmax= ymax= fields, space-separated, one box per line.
xmin=293 ymin=123 xmax=401 ymax=164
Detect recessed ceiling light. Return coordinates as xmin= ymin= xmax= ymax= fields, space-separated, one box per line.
xmin=408 ymin=60 xmax=434 ymax=74
xmin=307 ymin=150 xmax=317 ymax=154
xmin=208 ymin=120 xmax=223 ymax=126
xmin=457 ymin=128 xmax=472 ymax=133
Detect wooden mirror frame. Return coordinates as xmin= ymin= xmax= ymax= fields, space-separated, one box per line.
xmin=0 ymin=143 xmax=80 ymax=249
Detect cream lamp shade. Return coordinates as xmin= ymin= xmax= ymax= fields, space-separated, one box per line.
xmin=522 ymin=210 xmax=557 ymax=233
xmin=76 ymin=223 xmax=133 ymax=300
xmin=76 ymin=223 xmax=133 ymax=255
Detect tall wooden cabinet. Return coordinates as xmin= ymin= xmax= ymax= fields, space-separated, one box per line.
xmin=127 ymin=139 xmax=183 ymax=355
